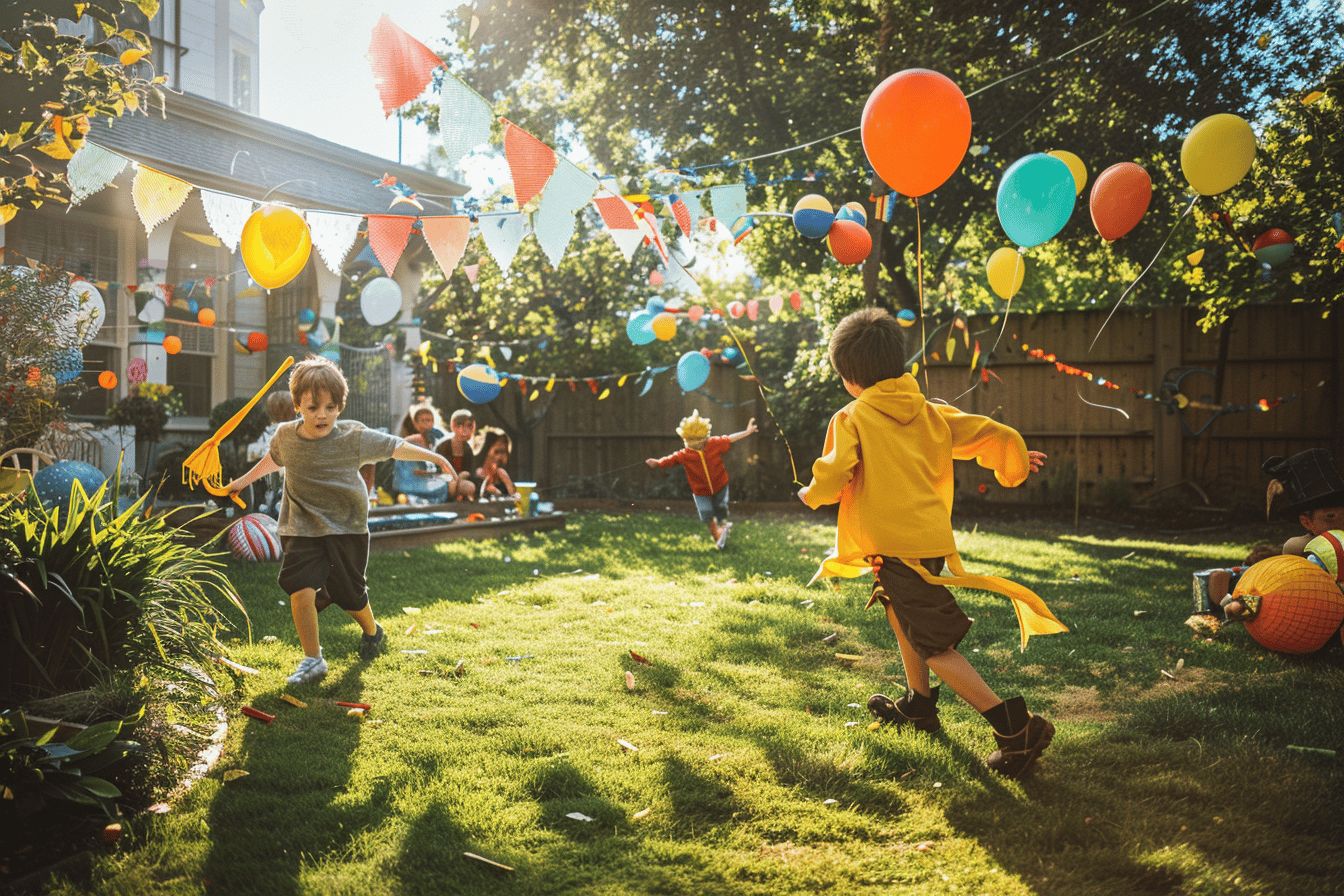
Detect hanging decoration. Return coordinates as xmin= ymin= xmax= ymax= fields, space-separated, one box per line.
xmin=501 ymin=118 xmax=558 ymax=208
xmin=365 ymin=214 xmax=416 ymax=277
xmin=67 ymin=143 xmax=127 ymax=205
xmin=861 ymin=68 xmax=970 ymax=197
xmin=1180 ymin=113 xmax=1256 ymax=196
xmin=131 ymin=165 xmax=194 ymax=235
xmin=438 ymin=73 xmax=493 ymax=170
xmin=534 ymin=158 xmax=599 ymax=268
xmin=360 ymin=276 xmax=402 ymax=326
xmin=996 ymin=153 xmax=1076 ymax=248
xmin=367 ymin=14 xmax=445 ymax=116
xmin=478 ymin=213 xmax=527 ymax=274
xmin=307 ymin=211 xmax=363 ymax=275
xmin=240 ymin=204 xmax=312 ymax=290
xmin=709 ymin=184 xmax=748 ymax=230
xmin=200 ymin=189 xmax=252 ymax=254
xmin=1089 ymin=162 xmax=1152 ymax=241
xmin=420 ymin=216 xmax=472 ymax=278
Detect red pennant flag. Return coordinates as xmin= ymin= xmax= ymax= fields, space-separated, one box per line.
xmin=593 ymin=196 xmax=638 ymax=230
xmin=366 ymin=215 xmax=416 ymax=277
xmin=420 ymin=216 xmax=471 ymax=277
xmin=367 ymin=15 xmax=444 ymax=116
xmin=586 ymin=378 xmax=598 ymax=394
xmin=669 ymin=195 xmax=692 ymax=238
xmin=501 ymin=119 xmax=557 ymax=206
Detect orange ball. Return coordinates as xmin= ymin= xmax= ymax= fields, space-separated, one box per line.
xmin=163 ymin=335 xmax=182 ymax=355
xmin=827 ymin=219 xmax=873 ymax=265
xmin=198 ymin=308 xmax=216 ymax=327
xmin=1233 ymin=555 xmax=1344 ymax=654
xmin=246 ymin=332 xmax=268 ymax=353
xmin=98 ymin=370 xmax=118 ymax=390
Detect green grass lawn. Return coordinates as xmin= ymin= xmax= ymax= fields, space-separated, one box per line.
xmin=47 ymin=511 xmax=1344 ymax=896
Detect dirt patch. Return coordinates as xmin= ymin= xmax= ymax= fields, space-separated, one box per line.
xmin=1051 ymin=685 xmax=1116 ymax=723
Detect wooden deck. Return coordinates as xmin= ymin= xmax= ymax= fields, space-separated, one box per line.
xmin=367 ymin=500 xmax=566 ymax=551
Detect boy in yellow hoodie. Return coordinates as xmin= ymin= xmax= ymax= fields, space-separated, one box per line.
xmin=799 ymin=307 xmax=1067 ymax=778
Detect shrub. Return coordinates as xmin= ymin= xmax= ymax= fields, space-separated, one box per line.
xmin=0 ymin=709 xmax=142 ymax=823
xmin=0 ymin=264 xmax=84 ymax=454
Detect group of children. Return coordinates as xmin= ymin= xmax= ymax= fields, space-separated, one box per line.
xmin=395 ymin=405 xmax=516 ymax=504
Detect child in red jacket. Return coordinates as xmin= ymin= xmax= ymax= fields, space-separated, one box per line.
xmin=646 ymin=409 xmax=757 ymax=549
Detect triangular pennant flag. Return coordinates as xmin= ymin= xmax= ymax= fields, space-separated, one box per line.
xmin=501 ymin=118 xmax=558 ymax=207
xmin=366 ymin=214 xmax=417 ymax=276
xmin=307 ymin=211 xmax=362 ymax=274
xmin=420 ymin=215 xmax=472 ymax=277
xmin=663 ymin=252 xmax=702 ymax=296
xmin=636 ymin=209 xmax=670 ymax=264
xmin=534 ymin=158 xmax=599 ymax=268
xmin=132 ymin=165 xmax=193 ymax=235
xmin=67 ymin=143 xmax=126 ymax=205
xmin=683 ymin=190 xmax=707 ymax=232
xmin=199 ymin=189 xmax=252 ymax=254
xmin=668 ymin=194 xmax=692 ymax=238
xmin=593 ymin=195 xmax=639 ymax=230
xmin=367 ymin=14 xmax=444 ymax=116
xmin=463 ymin=263 xmax=479 ymax=284
xmin=709 ymin=183 xmax=748 ymax=230
xmin=478 ymin=213 xmax=526 ymax=275
xmin=606 ymin=227 xmax=644 ymax=261
xmin=438 ymin=74 xmax=493 ymax=170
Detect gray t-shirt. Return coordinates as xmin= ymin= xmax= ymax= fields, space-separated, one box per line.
xmin=268 ymin=420 xmax=401 ymax=536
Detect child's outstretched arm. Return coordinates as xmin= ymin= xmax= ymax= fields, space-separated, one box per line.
xmin=394 ymin=441 xmax=459 ymax=480
xmin=645 ymin=450 xmax=681 ymax=469
xmin=226 ymin=453 xmax=280 ymax=496
xmin=727 ymin=418 xmax=758 ymax=443
xmin=938 ymin=405 xmax=1037 ymax=487
xmin=800 ymin=410 xmax=859 ymax=508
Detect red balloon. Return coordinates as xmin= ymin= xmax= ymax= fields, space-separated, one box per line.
xmin=789 ymin=290 xmax=802 ymax=311
xmin=861 ymin=69 xmax=971 ymax=198
xmin=746 ymin=299 xmax=759 ymax=321
xmin=1089 ymin=162 xmax=1152 ymax=241
xmin=827 ymin=219 xmax=872 ymax=265
xmin=246 ymin=332 xmax=269 ymax=353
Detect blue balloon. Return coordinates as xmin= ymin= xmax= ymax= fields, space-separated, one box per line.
xmin=721 ymin=346 xmax=742 ymax=366
xmin=996 ymin=153 xmax=1076 ymax=248
xmin=645 ymin=297 xmax=666 ymax=315
xmin=626 ymin=310 xmax=657 ymax=346
xmin=676 ymin=351 xmax=711 ymax=392
xmin=33 ymin=460 xmax=107 ymax=510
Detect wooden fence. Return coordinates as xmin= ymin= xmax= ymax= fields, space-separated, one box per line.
xmin=442 ymin=303 xmax=1342 ymax=509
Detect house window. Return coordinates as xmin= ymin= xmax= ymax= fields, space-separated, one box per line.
xmin=8 ymin=216 xmax=120 ymax=340
xmin=232 ymin=50 xmax=253 ymax=112
xmin=165 ymin=352 xmax=213 ymax=417
xmin=68 ymin=344 xmax=119 ymax=418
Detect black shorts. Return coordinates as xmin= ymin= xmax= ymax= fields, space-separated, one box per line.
xmin=278 ymin=534 xmax=371 ymax=612
xmin=868 ymin=556 xmax=972 ymax=659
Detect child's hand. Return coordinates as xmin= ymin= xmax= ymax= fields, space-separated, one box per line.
xmin=224 ymin=479 xmax=242 ymax=496
xmin=1027 ymin=450 xmax=1048 ymax=473
xmin=435 ymin=457 xmax=457 ymax=478
xmin=746 ymin=417 xmax=758 ymax=435
xmin=644 ymin=458 xmax=658 ymax=469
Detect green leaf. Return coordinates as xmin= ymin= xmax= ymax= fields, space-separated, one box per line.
xmin=78 ymin=775 xmax=122 ymax=799
xmin=65 ymin=719 xmax=122 ymax=753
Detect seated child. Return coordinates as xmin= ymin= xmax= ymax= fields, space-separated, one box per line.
xmin=434 ymin=409 xmax=479 ymax=501
xmin=645 ymin=409 xmax=757 ymax=549
xmin=246 ymin=390 xmax=295 ymax=516
xmin=475 ymin=427 xmax=516 ymax=498
xmin=393 ymin=403 xmax=450 ymax=502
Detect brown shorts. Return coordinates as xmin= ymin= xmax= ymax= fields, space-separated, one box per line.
xmin=278 ymin=534 xmax=371 ymax=612
xmin=868 ymin=556 xmax=972 ymax=659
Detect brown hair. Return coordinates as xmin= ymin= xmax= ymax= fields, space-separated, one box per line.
xmin=288 ymin=355 xmax=348 ymax=408
xmin=478 ymin=427 xmax=512 ymax=463
xmin=264 ymin=390 xmax=295 ymax=423
xmin=399 ymin=402 xmax=442 ymax=438
xmin=828 ymin=307 xmax=907 ymax=388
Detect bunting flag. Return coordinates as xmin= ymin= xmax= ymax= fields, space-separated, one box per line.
xmin=478 ymin=213 xmax=527 ymax=274
xmin=307 ymin=210 xmax=363 ymax=274
xmin=683 ymin=190 xmax=707 ymax=232
xmin=709 ymin=183 xmax=748 ymax=230
xmin=67 ymin=143 xmax=126 ymax=205
xmin=438 ymin=74 xmax=493 ymax=170
xmin=668 ymin=194 xmax=692 ymax=238
xmin=636 ymin=208 xmax=670 ymax=263
xmin=365 ymin=214 xmax=417 ymax=276
xmin=663 ymin=251 xmax=702 ymax=296
xmin=200 ymin=189 xmax=252 ymax=254
xmin=464 ymin=263 xmax=479 ymax=284
xmin=131 ymin=165 xmax=193 ymax=235
xmin=420 ymin=215 xmax=472 ymax=277
xmin=367 ymin=14 xmax=444 ymax=116
xmin=501 ymin=118 xmax=558 ymax=208
xmin=593 ymin=194 xmax=643 ymax=260
xmin=534 ymin=158 xmax=599 ymax=268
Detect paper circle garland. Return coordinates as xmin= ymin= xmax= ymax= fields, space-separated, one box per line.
xmin=861 ymin=68 xmax=971 ymax=198
xmin=98 ymin=370 xmax=118 ymax=390
xmin=789 ymin=291 xmax=803 ymax=311
xmin=768 ymin=294 xmax=784 ymax=314
xmin=651 ymin=312 xmax=677 ymax=341
xmin=240 ymin=204 xmax=312 ymax=290
xmin=68 ymin=280 xmax=105 ymax=346
xmin=127 ymin=357 xmax=147 ymax=385
xmin=163 ymin=335 xmax=182 ymax=355
xmin=626 ymin=310 xmax=657 ymax=345
xmin=648 ymin=269 xmax=665 ymax=287
xmin=996 ymin=153 xmax=1077 ymax=248
xmin=835 ymin=201 xmax=868 ymax=226
xmin=1251 ymin=228 xmax=1294 ymax=267
xmin=687 ymin=305 xmax=705 ymax=323
xmin=792 ymin=194 xmax=834 ymax=239
xmin=727 ymin=301 xmax=746 ymax=319
xmin=826 ymin=219 xmax=872 ymax=265
xmin=746 ymin=299 xmax=759 ymax=321
xmin=457 ymin=363 xmax=502 ymax=404
xmin=1181 ymin=114 xmax=1256 ymax=197
xmin=676 ymin=351 xmax=711 ymax=391
xmin=360 ymin=276 xmax=402 ymax=326
xmin=245 ymin=332 xmax=269 ymax=353
xmin=198 ymin=307 xmax=216 ymax=327
xmin=985 ymin=247 xmax=1026 ymax=300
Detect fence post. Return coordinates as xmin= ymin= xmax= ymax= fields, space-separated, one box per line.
xmin=1152 ymin=306 xmax=1183 ymax=490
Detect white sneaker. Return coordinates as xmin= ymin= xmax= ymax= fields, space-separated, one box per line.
xmin=286 ymin=655 xmax=327 ymax=686
xmin=715 ymin=521 xmax=733 ymax=550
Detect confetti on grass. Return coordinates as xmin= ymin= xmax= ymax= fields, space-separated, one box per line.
xmin=834 ymin=653 xmax=863 ymax=662
xmin=222 ymin=769 xmax=249 ymax=782
xmin=241 ymin=706 xmax=274 ymax=724
xmin=280 ymin=695 xmax=307 ymax=709
xmin=565 ymin=812 xmax=595 ymax=822
xmin=629 ymin=650 xmax=653 ymax=666
xmin=464 ymin=852 xmax=514 ymax=873
xmin=215 ymin=656 xmax=259 ymax=676
xmin=617 ymin=739 xmax=639 ymax=752
xmin=625 ymin=671 xmax=636 ymax=691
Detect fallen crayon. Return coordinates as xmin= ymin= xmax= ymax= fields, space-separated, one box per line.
xmin=280 ymin=695 xmax=307 ymax=709
xmin=335 ymin=701 xmax=371 ymax=710
xmin=241 ymin=706 xmax=275 ymax=724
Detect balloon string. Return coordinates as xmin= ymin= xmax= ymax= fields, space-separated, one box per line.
xmin=1074 ymin=383 xmax=1131 ymax=420
xmin=1088 ymin=193 xmax=1199 ymax=352
xmin=915 ymin=198 xmax=929 ymax=394
xmin=719 ymin=317 xmax=804 ymax=487
xmin=1213 ymin=206 xmax=1256 ymax=257
xmin=947 ymin=253 xmax=1020 ymax=404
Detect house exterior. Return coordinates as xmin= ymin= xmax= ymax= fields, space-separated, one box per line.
xmin=1 ymin=0 xmax=464 ymax=471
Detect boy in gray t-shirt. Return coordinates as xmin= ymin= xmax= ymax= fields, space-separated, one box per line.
xmin=227 ymin=356 xmax=458 ymax=686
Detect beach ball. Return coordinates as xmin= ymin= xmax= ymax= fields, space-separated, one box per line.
xmin=896 ymin=308 xmax=917 ymax=327
xmin=792 ymin=194 xmax=834 ymax=239
xmin=676 ymin=351 xmax=711 ymax=391
xmin=651 ymin=312 xmax=677 ymax=341
xmin=1232 ymin=555 xmax=1344 ymax=654
xmin=721 ymin=346 xmax=742 ymax=366
xmin=458 ymin=363 xmax=502 ymax=404
xmin=1305 ymin=530 xmax=1344 ymax=584
xmin=98 ymin=370 xmax=118 ymax=390
xmin=227 ymin=513 xmax=282 ymax=562
xmin=827 ymin=219 xmax=872 ymax=265
xmin=240 ymin=204 xmax=312 ymax=290
xmin=163 ymin=335 xmax=182 ymax=355
xmin=627 ymin=310 xmax=657 ymax=345
xmin=1252 ymin=228 xmax=1294 ymax=267
xmin=835 ymin=201 xmax=868 ymax=226
xmin=33 ymin=460 xmax=107 ymax=510
xmin=198 ymin=308 xmax=216 ymax=327
xmin=360 ymin=276 xmax=402 ymax=327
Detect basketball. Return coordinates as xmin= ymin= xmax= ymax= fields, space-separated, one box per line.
xmin=228 ymin=512 xmax=282 ymax=562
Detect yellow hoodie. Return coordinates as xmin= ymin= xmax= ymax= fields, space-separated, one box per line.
xmin=803 ymin=374 xmax=1066 ymax=650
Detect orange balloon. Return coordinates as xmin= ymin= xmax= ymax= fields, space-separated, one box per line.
xmin=163 ymin=334 xmax=182 ymax=355
xmin=246 ymin=332 xmax=269 ymax=353
xmin=98 ymin=370 xmax=118 ymax=390
xmin=240 ymin=205 xmax=311 ymax=290
xmin=1088 ymin=162 xmax=1152 ymax=241
xmin=862 ymin=69 xmax=971 ymax=198
xmin=197 ymin=307 xmax=216 ymax=327
xmin=827 ymin=219 xmax=872 ymax=265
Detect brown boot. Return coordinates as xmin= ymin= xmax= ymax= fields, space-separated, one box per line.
xmin=867 ymin=686 xmax=941 ymax=733
xmin=985 ymin=696 xmax=1054 ymax=778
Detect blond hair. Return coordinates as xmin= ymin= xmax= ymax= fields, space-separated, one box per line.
xmin=676 ymin=409 xmax=711 ymax=445
xmin=288 ymin=355 xmax=348 ymax=408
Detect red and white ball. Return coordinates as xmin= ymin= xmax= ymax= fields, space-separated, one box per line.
xmin=228 ymin=513 xmax=282 ymax=562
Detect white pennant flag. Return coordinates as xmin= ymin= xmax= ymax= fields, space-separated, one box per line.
xmin=478 ymin=213 xmax=527 ymax=275
xmin=710 ymin=183 xmax=748 ymax=230
xmin=607 ymin=227 xmax=644 ymax=261
xmin=533 ymin=158 xmax=599 ymax=268
xmin=438 ymin=74 xmax=493 ymax=171
xmin=67 ymin=143 xmax=126 ymax=205
xmin=200 ymin=190 xmax=252 ymax=254
xmin=307 ymin=211 xmax=362 ymax=274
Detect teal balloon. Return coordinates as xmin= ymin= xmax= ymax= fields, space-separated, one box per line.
xmin=676 ymin=351 xmax=711 ymax=391
xmin=627 ymin=310 xmax=657 ymax=345
xmin=996 ymin=153 xmax=1077 ymax=248
xmin=645 ymin=297 xmax=666 ymax=314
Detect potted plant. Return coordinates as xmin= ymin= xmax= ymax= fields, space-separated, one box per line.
xmin=106 ymin=382 xmax=184 ymax=482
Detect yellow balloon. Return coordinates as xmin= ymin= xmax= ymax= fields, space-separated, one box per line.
xmin=241 ymin=205 xmax=312 ymax=290
xmin=1181 ymin=114 xmax=1256 ymax=196
xmin=986 ymin=247 xmax=1026 ymax=300
xmin=651 ymin=311 xmax=677 ymax=341
xmin=1047 ymin=150 xmax=1087 ymax=195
